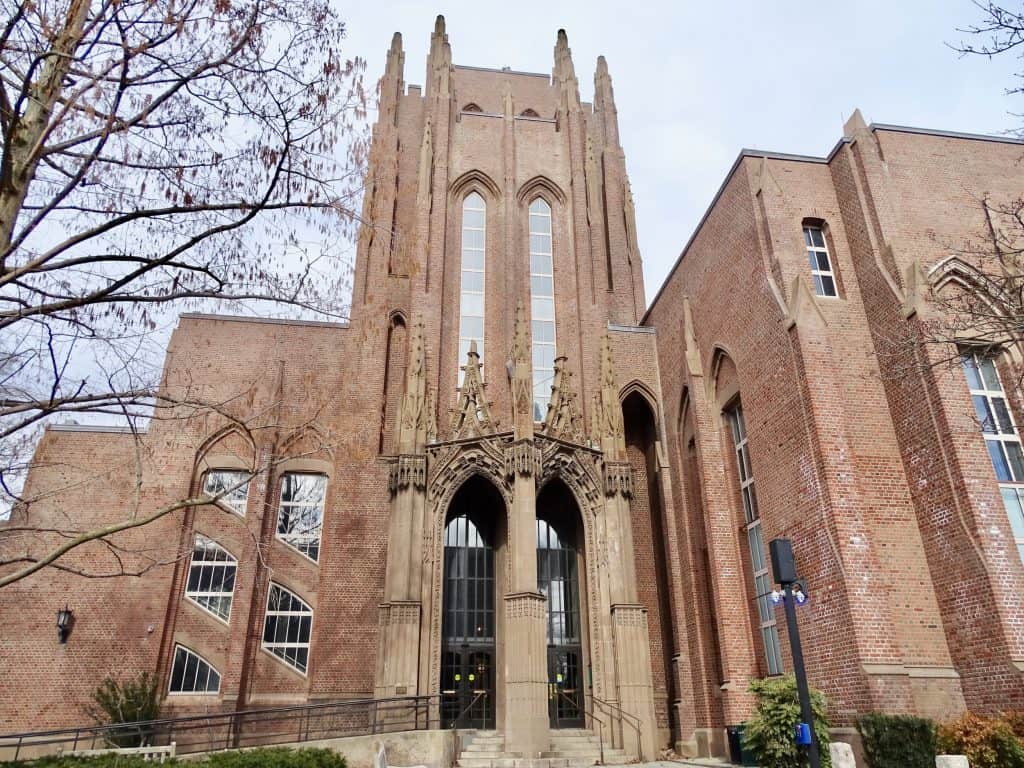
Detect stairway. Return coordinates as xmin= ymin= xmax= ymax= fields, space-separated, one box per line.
xmin=456 ymin=729 xmax=629 ymax=768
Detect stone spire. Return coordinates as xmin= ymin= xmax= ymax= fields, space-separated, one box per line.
xmin=543 ymin=354 xmax=585 ymax=444
xmin=396 ymin=318 xmax=428 ymax=454
xmin=426 ymin=15 xmax=452 ymax=99
xmin=509 ymin=300 xmax=534 ymax=440
xmin=380 ymin=32 xmax=405 ymax=127
xmin=450 ymin=340 xmax=495 ymax=439
xmin=593 ymin=333 xmax=626 ymax=458
xmin=553 ymin=29 xmax=581 ymax=112
xmin=416 ymin=118 xmax=433 ymax=207
xmin=594 ymin=55 xmax=620 ymax=148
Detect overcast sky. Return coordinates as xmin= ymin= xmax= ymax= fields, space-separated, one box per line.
xmin=337 ymin=0 xmax=1021 ymax=302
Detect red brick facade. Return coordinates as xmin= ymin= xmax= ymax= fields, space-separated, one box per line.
xmin=2 ymin=17 xmax=1024 ymax=760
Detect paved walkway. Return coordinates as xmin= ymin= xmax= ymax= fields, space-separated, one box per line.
xmin=634 ymin=760 xmax=740 ymax=768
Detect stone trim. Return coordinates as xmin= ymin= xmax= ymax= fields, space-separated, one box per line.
xmin=179 ymin=312 xmax=348 ymax=329
xmin=604 ymin=461 xmax=633 ymax=497
xmin=862 ymin=663 xmax=961 ymax=679
xmin=388 ymin=455 xmax=427 ymax=492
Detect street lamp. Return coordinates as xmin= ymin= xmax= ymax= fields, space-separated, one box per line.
xmin=56 ymin=604 xmax=73 ymax=644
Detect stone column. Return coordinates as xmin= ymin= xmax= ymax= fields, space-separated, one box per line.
xmin=501 ymin=304 xmax=549 ymax=757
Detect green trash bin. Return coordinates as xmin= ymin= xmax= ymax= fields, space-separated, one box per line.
xmin=726 ymin=724 xmax=758 ymax=767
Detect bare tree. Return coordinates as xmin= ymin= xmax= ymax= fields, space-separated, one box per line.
xmin=0 ymin=0 xmax=368 ymax=585
xmin=955 ymin=1 xmax=1024 ymax=133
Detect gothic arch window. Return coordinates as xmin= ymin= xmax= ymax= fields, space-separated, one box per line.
xmin=459 ymin=192 xmax=487 ymax=384
xmin=185 ymin=535 xmax=237 ymax=622
xmin=528 ymin=197 xmax=555 ymax=420
xmin=519 ymin=108 xmax=540 ymax=118
xmin=168 ymin=645 xmax=221 ymax=694
xmin=462 ymin=103 xmax=482 ymax=113
xmin=275 ymin=473 xmax=327 ymax=562
xmin=201 ymin=469 xmax=250 ymax=516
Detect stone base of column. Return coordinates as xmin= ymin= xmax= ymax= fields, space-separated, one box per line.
xmin=374 ymin=601 xmax=421 ymax=700
xmin=503 ymin=591 xmax=548 ymax=758
xmin=611 ymin=603 xmax=658 ymax=761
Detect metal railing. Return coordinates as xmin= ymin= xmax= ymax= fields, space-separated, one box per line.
xmin=0 ymin=695 xmax=441 ymax=762
xmin=560 ymin=691 xmax=604 ymax=765
xmin=591 ymin=695 xmax=643 ymax=762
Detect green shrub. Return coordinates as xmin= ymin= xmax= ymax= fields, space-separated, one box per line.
xmin=13 ymin=747 xmax=348 ymax=768
xmin=742 ymin=675 xmax=831 ymax=768
xmin=938 ymin=712 xmax=1024 ymax=768
xmin=856 ymin=712 xmax=936 ymax=768
xmin=87 ymin=673 xmax=160 ymax=747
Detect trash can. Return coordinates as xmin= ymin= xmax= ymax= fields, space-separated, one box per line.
xmin=726 ymin=724 xmax=758 ymax=766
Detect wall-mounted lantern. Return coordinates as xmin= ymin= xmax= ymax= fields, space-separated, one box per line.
xmin=56 ymin=604 xmax=73 ymax=644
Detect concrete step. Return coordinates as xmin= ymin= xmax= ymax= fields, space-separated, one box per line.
xmin=457 ymin=760 xmax=603 ymax=768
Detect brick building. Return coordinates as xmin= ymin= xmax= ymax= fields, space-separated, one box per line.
xmin=2 ymin=16 xmax=1024 ymax=761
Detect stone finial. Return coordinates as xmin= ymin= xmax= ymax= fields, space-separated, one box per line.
xmin=427 ymin=14 xmax=451 ymax=99
xmin=543 ymin=354 xmax=586 ymax=445
xmin=509 ymin=300 xmax=534 ymax=440
xmin=450 ymin=340 xmax=496 ymax=439
xmin=396 ymin=318 xmax=428 ymax=454
xmin=553 ymin=28 xmax=580 ymax=111
xmin=434 ymin=14 xmax=445 ymax=35
xmin=595 ymin=333 xmax=626 ymax=458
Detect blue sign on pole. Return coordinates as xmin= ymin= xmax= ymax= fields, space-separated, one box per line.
xmin=795 ymin=723 xmax=812 ymax=746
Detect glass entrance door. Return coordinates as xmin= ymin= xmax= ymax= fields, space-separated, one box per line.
xmin=538 ymin=518 xmax=585 ymax=729
xmin=440 ymin=514 xmax=495 ymax=728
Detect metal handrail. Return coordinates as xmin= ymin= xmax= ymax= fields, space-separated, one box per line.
xmin=0 ymin=694 xmax=440 ymax=762
xmin=449 ymin=690 xmax=487 ymax=729
xmin=590 ymin=695 xmax=643 ymax=762
xmin=557 ymin=691 xmax=605 ymax=765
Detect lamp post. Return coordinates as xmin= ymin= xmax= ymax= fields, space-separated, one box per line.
xmin=769 ymin=538 xmax=820 ymax=768
xmin=56 ymin=604 xmax=73 ymax=644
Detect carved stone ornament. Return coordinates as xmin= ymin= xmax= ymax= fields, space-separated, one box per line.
xmin=593 ymin=333 xmax=626 ymax=458
xmin=397 ymin=318 xmax=431 ymax=454
xmin=543 ymin=354 xmax=586 ymax=444
xmin=509 ymin=300 xmax=534 ymax=439
xmin=604 ymin=460 xmax=633 ymax=498
xmin=505 ymin=439 xmax=542 ymax=479
xmin=416 ymin=118 xmax=433 ymax=207
xmin=388 ymin=454 xmax=427 ymax=493
xmin=449 ymin=340 xmax=496 ymax=439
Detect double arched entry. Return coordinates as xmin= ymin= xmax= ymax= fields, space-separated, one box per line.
xmin=439 ymin=475 xmax=589 ymax=730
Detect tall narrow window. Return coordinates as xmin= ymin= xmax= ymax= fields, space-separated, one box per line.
xmin=168 ymin=645 xmax=221 ymax=694
xmin=185 ymin=535 xmax=237 ymax=622
xmin=804 ymin=225 xmax=837 ymax=297
xmin=202 ymin=470 xmax=250 ymax=516
xmin=263 ymin=583 xmax=313 ymax=674
xmin=729 ymin=404 xmax=783 ymax=675
xmin=276 ymin=473 xmax=327 ymax=562
xmin=529 ymin=198 xmax=555 ymax=420
xmin=459 ymin=192 xmax=486 ymax=385
xmin=962 ymin=351 xmax=1024 ymax=563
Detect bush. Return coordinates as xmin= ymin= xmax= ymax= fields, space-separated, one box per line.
xmin=938 ymin=712 xmax=1024 ymax=768
xmin=742 ymin=675 xmax=832 ymax=768
xmin=13 ymin=747 xmax=348 ymax=768
xmin=856 ymin=712 xmax=936 ymax=768
xmin=88 ymin=673 xmax=160 ymax=747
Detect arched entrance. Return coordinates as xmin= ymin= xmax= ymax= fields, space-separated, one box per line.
xmin=537 ymin=480 xmax=588 ymax=729
xmin=440 ymin=476 xmax=503 ymax=728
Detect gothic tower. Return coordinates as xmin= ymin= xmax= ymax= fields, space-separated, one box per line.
xmin=356 ymin=18 xmax=668 ymax=757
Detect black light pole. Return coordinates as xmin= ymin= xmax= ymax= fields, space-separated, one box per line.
xmin=769 ymin=538 xmax=821 ymax=768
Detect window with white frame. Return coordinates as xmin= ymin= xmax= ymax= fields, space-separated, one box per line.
xmin=202 ymin=469 xmax=250 ymax=516
xmin=529 ymin=198 xmax=556 ymax=421
xmin=168 ymin=645 xmax=221 ymax=694
xmin=729 ymin=404 xmax=784 ymax=675
xmin=803 ymin=225 xmax=837 ymax=298
xmin=263 ymin=583 xmax=313 ymax=674
xmin=459 ymin=192 xmax=486 ymax=385
xmin=185 ymin=535 xmax=237 ymax=622
xmin=276 ymin=473 xmax=327 ymax=562
xmin=962 ymin=351 xmax=1024 ymax=563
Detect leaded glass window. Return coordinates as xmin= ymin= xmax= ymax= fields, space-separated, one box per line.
xmin=962 ymin=351 xmax=1024 ymax=564
xmin=729 ymin=404 xmax=783 ymax=675
xmin=185 ymin=535 xmax=237 ymax=622
xmin=202 ymin=470 xmax=250 ymax=516
xmin=529 ymin=198 xmax=556 ymax=421
xmin=276 ymin=473 xmax=326 ymax=562
xmin=262 ymin=583 xmax=313 ymax=674
xmin=459 ymin=193 xmax=486 ymax=385
xmin=168 ymin=645 xmax=221 ymax=694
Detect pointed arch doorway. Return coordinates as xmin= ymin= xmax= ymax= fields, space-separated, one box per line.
xmin=537 ymin=480 xmax=589 ymax=729
xmin=440 ymin=476 xmax=504 ymax=729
